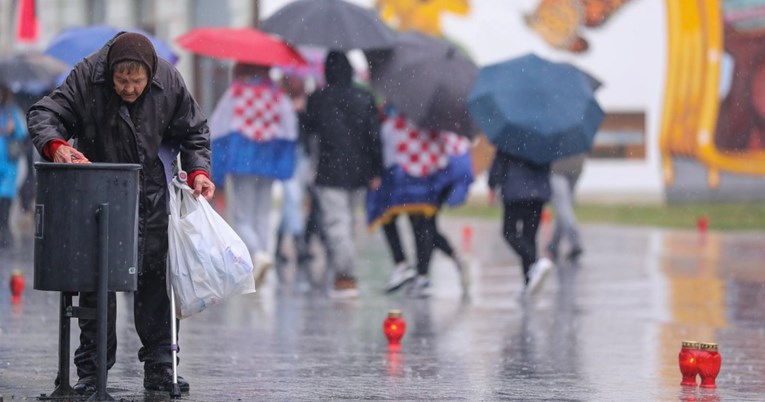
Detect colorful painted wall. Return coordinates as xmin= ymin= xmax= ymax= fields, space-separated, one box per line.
xmin=279 ymin=0 xmax=765 ymax=202
xmin=661 ymin=0 xmax=765 ymax=202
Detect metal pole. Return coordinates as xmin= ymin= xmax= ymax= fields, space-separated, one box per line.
xmin=169 ymin=285 xmax=181 ymax=398
xmin=89 ymin=203 xmax=114 ymax=402
xmin=252 ymin=0 xmax=260 ymax=27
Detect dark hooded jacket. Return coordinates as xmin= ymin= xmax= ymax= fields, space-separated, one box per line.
xmin=27 ymin=32 xmax=211 ymax=272
xmin=488 ymin=150 xmax=551 ymax=203
xmin=303 ymin=51 xmax=382 ymax=189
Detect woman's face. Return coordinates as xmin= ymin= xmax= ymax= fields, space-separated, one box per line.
xmin=112 ymin=65 xmax=148 ymax=103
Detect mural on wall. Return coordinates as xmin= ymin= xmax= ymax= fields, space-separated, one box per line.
xmin=373 ymin=0 xmax=649 ymax=170
xmin=524 ymin=0 xmax=634 ymax=53
xmin=660 ymin=0 xmax=765 ymax=190
xmin=375 ymin=0 xmax=470 ymax=37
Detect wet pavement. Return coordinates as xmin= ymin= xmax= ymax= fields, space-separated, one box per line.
xmin=2 ymin=215 xmax=765 ymax=401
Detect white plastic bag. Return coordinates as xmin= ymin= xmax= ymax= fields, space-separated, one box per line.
xmin=167 ymin=178 xmax=255 ymax=319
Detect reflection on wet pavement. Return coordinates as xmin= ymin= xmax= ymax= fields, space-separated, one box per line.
xmin=1 ymin=218 xmax=764 ymax=401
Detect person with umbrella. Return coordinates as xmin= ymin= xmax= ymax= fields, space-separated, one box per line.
xmin=469 ymin=54 xmax=604 ymax=296
xmin=0 ymin=84 xmax=28 ymax=248
xmin=208 ymin=62 xmax=299 ymax=289
xmin=27 ymin=32 xmax=215 ymax=395
xmin=303 ymin=51 xmax=383 ymax=298
xmin=487 ymin=151 xmax=555 ymax=297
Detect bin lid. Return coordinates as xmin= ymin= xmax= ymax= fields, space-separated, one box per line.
xmin=35 ymin=162 xmax=142 ymax=171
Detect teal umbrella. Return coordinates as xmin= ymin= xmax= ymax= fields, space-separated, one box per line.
xmin=468 ymin=53 xmax=604 ymax=164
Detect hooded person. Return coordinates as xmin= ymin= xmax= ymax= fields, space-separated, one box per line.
xmin=27 ymin=31 xmax=214 ymax=395
xmin=302 ymin=51 xmax=383 ymax=298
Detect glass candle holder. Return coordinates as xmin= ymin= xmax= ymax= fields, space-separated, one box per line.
xmin=697 ymin=342 xmax=721 ymax=388
xmin=383 ymin=309 xmax=406 ymax=346
xmin=679 ymin=340 xmax=701 ymax=386
xmin=10 ymin=270 xmax=24 ymax=305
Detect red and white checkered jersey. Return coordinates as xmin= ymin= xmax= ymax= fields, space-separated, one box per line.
xmin=231 ymin=82 xmax=283 ymax=141
xmin=381 ymin=114 xmax=470 ymax=177
xmin=209 ymin=80 xmax=298 ymax=142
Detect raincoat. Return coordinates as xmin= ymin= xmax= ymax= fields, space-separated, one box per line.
xmin=303 ymin=52 xmax=382 ymax=189
xmin=27 ymin=32 xmax=211 ymax=272
xmin=0 ymin=104 xmax=27 ymax=198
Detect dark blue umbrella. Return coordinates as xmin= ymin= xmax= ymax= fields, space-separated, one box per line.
xmin=44 ymin=25 xmax=178 ymax=66
xmin=0 ymin=51 xmax=69 ymax=95
xmin=467 ymin=53 xmax=604 ymax=165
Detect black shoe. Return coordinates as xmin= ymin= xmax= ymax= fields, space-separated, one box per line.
xmin=144 ymin=364 xmax=190 ymax=393
xmin=567 ymin=247 xmax=583 ymax=262
xmin=73 ymin=376 xmax=96 ymax=395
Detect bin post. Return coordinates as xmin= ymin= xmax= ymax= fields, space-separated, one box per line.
xmin=88 ymin=203 xmax=114 ymax=402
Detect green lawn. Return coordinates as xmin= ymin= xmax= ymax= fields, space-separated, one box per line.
xmin=444 ymin=201 xmax=765 ymax=231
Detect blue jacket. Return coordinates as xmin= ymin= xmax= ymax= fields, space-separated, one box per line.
xmin=488 ymin=151 xmax=550 ymax=203
xmin=0 ymin=104 xmax=27 ymax=198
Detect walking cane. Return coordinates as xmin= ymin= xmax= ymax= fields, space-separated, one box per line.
xmin=169 ymin=285 xmax=182 ymax=398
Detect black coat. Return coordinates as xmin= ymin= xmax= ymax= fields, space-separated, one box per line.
xmin=27 ymin=33 xmax=211 ymax=272
xmin=303 ymin=53 xmax=382 ymax=189
xmin=488 ymin=151 xmax=551 ymax=204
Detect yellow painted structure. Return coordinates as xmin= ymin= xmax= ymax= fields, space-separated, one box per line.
xmin=661 ymin=0 xmax=765 ymax=188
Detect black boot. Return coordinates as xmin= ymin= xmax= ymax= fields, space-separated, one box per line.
xmin=294 ymin=234 xmax=312 ymax=265
xmin=274 ymin=231 xmax=287 ymax=265
xmin=0 ymin=199 xmax=12 ymax=248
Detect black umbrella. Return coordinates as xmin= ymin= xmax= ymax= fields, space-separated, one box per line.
xmin=0 ymin=51 xmax=69 ymax=95
xmin=260 ymin=0 xmax=396 ymax=51
xmin=368 ymin=31 xmax=478 ymax=138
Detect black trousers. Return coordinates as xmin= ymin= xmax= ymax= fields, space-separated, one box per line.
xmin=383 ymin=214 xmax=455 ymax=274
xmin=74 ymin=228 xmax=175 ymax=378
xmin=0 ymin=198 xmax=12 ymax=246
xmin=502 ymin=199 xmax=544 ymax=282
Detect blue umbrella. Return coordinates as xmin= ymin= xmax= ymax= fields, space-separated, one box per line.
xmin=467 ymin=53 xmax=604 ymax=165
xmin=44 ymin=25 xmax=178 ymax=67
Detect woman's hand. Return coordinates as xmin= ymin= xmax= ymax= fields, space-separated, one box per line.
xmin=53 ymin=145 xmax=90 ymax=164
xmin=192 ymin=174 xmax=216 ymax=200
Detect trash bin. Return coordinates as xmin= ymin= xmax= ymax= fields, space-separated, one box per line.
xmin=33 ymin=162 xmax=141 ymax=292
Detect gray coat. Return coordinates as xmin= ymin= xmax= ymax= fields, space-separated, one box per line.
xmin=27 ymin=33 xmax=211 ymax=272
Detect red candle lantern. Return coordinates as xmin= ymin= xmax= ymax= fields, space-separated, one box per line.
xmin=678 ymin=340 xmax=701 ymax=386
xmin=697 ymin=215 xmax=709 ymax=233
xmin=461 ymin=225 xmax=473 ymax=253
xmin=10 ymin=269 xmax=24 ymax=305
xmin=383 ymin=309 xmax=406 ymax=346
xmin=697 ymin=342 xmax=721 ymax=388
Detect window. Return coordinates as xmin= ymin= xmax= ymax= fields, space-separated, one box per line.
xmin=590 ymin=111 xmax=646 ymax=159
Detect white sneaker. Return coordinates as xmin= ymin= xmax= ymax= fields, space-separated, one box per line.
xmin=408 ymin=275 xmax=431 ymax=299
xmin=525 ymin=257 xmax=553 ymax=296
xmin=253 ymin=252 xmax=274 ymax=289
xmin=385 ymin=264 xmax=416 ymax=293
